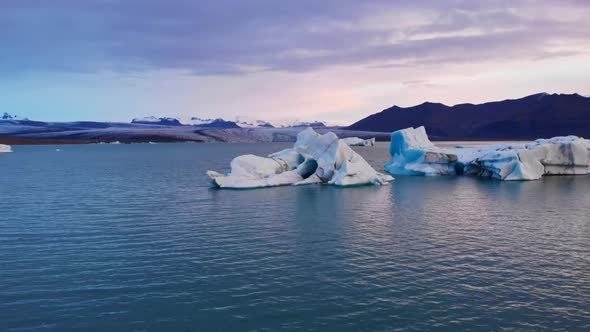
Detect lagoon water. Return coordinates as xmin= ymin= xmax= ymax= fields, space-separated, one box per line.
xmin=1 ymin=142 xmax=589 ymax=331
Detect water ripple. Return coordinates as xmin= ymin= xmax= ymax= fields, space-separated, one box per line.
xmin=1 ymin=143 xmax=589 ymax=331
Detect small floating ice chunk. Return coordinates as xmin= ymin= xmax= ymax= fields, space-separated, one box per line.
xmin=342 ymin=137 xmax=375 ymax=147
xmin=207 ymin=128 xmax=393 ymax=188
xmin=385 ymin=126 xmax=590 ymax=181
xmin=0 ymin=144 xmax=12 ymax=153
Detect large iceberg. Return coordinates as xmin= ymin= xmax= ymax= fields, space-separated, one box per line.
xmin=207 ymin=128 xmax=393 ymax=188
xmin=342 ymin=137 xmax=376 ymax=147
xmin=0 ymin=144 xmax=12 ymax=153
xmin=385 ymin=126 xmax=590 ymax=181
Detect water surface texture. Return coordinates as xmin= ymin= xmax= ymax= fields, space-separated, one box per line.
xmin=1 ymin=143 xmax=589 ymax=331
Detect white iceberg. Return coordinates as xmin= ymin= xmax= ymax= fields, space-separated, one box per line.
xmin=385 ymin=126 xmax=590 ymax=181
xmin=207 ymin=128 xmax=393 ymax=188
xmin=0 ymin=144 xmax=12 ymax=153
xmin=342 ymin=137 xmax=376 ymax=147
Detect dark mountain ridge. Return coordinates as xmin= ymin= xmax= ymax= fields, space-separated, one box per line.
xmin=348 ymin=93 xmax=590 ymax=139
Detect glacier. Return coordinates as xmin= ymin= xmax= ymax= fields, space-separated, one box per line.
xmin=0 ymin=144 xmax=12 ymax=153
xmin=131 ymin=116 xmax=182 ymax=126
xmin=207 ymin=128 xmax=393 ymax=188
xmin=342 ymin=137 xmax=375 ymax=147
xmin=385 ymin=126 xmax=590 ymax=181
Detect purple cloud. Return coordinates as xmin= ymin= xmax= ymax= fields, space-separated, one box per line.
xmin=1 ymin=0 xmax=589 ymax=75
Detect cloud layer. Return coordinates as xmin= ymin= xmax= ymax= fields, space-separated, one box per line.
xmin=1 ymin=1 xmax=589 ymax=124
xmin=2 ymin=0 xmax=590 ymax=75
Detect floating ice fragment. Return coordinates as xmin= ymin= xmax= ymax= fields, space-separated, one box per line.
xmin=0 ymin=144 xmax=12 ymax=153
xmin=207 ymin=128 xmax=393 ymax=188
xmin=385 ymin=126 xmax=590 ymax=180
xmin=342 ymin=137 xmax=375 ymax=146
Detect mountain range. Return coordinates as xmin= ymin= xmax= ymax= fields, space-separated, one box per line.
xmin=130 ymin=116 xmax=327 ymax=129
xmin=2 ymin=92 xmax=589 ymax=144
xmin=348 ymin=93 xmax=590 ymax=139
xmin=0 ymin=114 xmax=354 ymax=144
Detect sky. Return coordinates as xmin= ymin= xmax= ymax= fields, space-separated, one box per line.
xmin=1 ymin=0 xmax=589 ymax=125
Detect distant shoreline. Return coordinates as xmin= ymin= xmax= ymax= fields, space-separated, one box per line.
xmin=0 ymin=135 xmax=539 ymax=145
xmin=0 ymin=136 xmax=198 ymax=145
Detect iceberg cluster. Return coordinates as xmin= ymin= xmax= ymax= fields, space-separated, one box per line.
xmin=385 ymin=127 xmax=590 ymax=181
xmin=342 ymin=137 xmax=376 ymax=147
xmin=208 ymin=128 xmax=393 ymax=188
xmin=0 ymin=144 xmax=12 ymax=153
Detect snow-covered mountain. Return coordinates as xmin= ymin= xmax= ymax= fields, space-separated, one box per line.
xmin=187 ymin=117 xmax=216 ymax=126
xmin=1 ymin=112 xmax=28 ymax=121
xmin=130 ymin=115 xmax=329 ymax=129
xmin=271 ymin=120 xmax=328 ymax=128
xmin=235 ymin=116 xmax=274 ymax=128
xmin=131 ymin=116 xmax=182 ymax=126
xmin=192 ymin=118 xmax=240 ymax=128
xmin=285 ymin=121 xmax=327 ymax=128
xmin=188 ymin=116 xmax=273 ymax=128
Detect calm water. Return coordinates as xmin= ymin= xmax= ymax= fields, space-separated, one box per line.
xmin=1 ymin=142 xmax=589 ymax=331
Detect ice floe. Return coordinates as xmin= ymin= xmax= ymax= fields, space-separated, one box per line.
xmin=385 ymin=126 xmax=590 ymax=181
xmin=0 ymin=144 xmax=12 ymax=153
xmin=342 ymin=137 xmax=375 ymax=146
xmin=208 ymin=128 xmax=393 ymax=188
